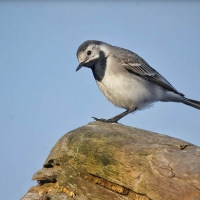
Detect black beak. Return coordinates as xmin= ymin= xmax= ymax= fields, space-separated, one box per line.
xmin=76 ymin=62 xmax=85 ymax=72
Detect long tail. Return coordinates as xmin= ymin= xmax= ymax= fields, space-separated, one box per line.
xmin=183 ymin=98 xmax=200 ymax=110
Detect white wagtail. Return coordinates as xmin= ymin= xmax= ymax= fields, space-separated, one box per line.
xmin=76 ymin=40 xmax=200 ymax=123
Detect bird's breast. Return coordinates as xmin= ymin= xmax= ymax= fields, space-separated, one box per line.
xmin=96 ymin=62 xmax=165 ymax=110
xmin=96 ymin=69 xmax=139 ymax=110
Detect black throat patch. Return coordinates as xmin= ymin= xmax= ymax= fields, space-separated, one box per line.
xmin=91 ymin=51 xmax=107 ymax=82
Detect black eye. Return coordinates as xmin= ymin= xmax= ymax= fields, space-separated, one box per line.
xmin=87 ymin=50 xmax=91 ymax=55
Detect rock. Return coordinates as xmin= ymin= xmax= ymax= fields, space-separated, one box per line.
xmin=21 ymin=122 xmax=200 ymax=200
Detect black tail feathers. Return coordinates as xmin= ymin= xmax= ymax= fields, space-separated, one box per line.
xmin=183 ymin=98 xmax=200 ymax=110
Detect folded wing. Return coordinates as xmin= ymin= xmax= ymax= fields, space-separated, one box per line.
xmin=114 ymin=49 xmax=184 ymax=96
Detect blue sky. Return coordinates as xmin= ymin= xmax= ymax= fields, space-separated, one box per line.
xmin=0 ymin=1 xmax=200 ymax=199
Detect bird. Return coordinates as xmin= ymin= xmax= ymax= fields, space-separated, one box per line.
xmin=76 ymin=40 xmax=200 ymax=123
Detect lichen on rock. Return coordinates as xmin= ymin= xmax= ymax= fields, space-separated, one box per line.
xmin=22 ymin=122 xmax=200 ymax=200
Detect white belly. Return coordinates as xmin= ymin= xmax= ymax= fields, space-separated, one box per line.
xmin=96 ymin=69 xmax=165 ymax=110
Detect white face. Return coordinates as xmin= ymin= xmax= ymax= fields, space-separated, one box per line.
xmin=78 ymin=44 xmax=100 ymax=64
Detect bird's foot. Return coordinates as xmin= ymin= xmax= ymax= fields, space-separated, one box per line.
xmin=92 ymin=108 xmax=137 ymax=123
xmin=92 ymin=117 xmax=118 ymax=123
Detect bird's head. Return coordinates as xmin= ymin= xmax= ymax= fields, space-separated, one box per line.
xmin=76 ymin=40 xmax=108 ymax=71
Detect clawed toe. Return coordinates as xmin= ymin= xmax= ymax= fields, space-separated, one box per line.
xmin=92 ymin=117 xmax=107 ymax=122
xmin=92 ymin=117 xmax=118 ymax=123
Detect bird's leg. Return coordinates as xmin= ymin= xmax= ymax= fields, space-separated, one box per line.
xmin=92 ymin=107 xmax=137 ymax=123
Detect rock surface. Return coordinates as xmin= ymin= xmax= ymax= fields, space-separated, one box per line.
xmin=22 ymin=122 xmax=200 ymax=200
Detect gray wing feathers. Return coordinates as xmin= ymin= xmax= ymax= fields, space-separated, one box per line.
xmin=117 ymin=53 xmax=156 ymax=76
xmin=114 ymin=48 xmax=183 ymax=96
